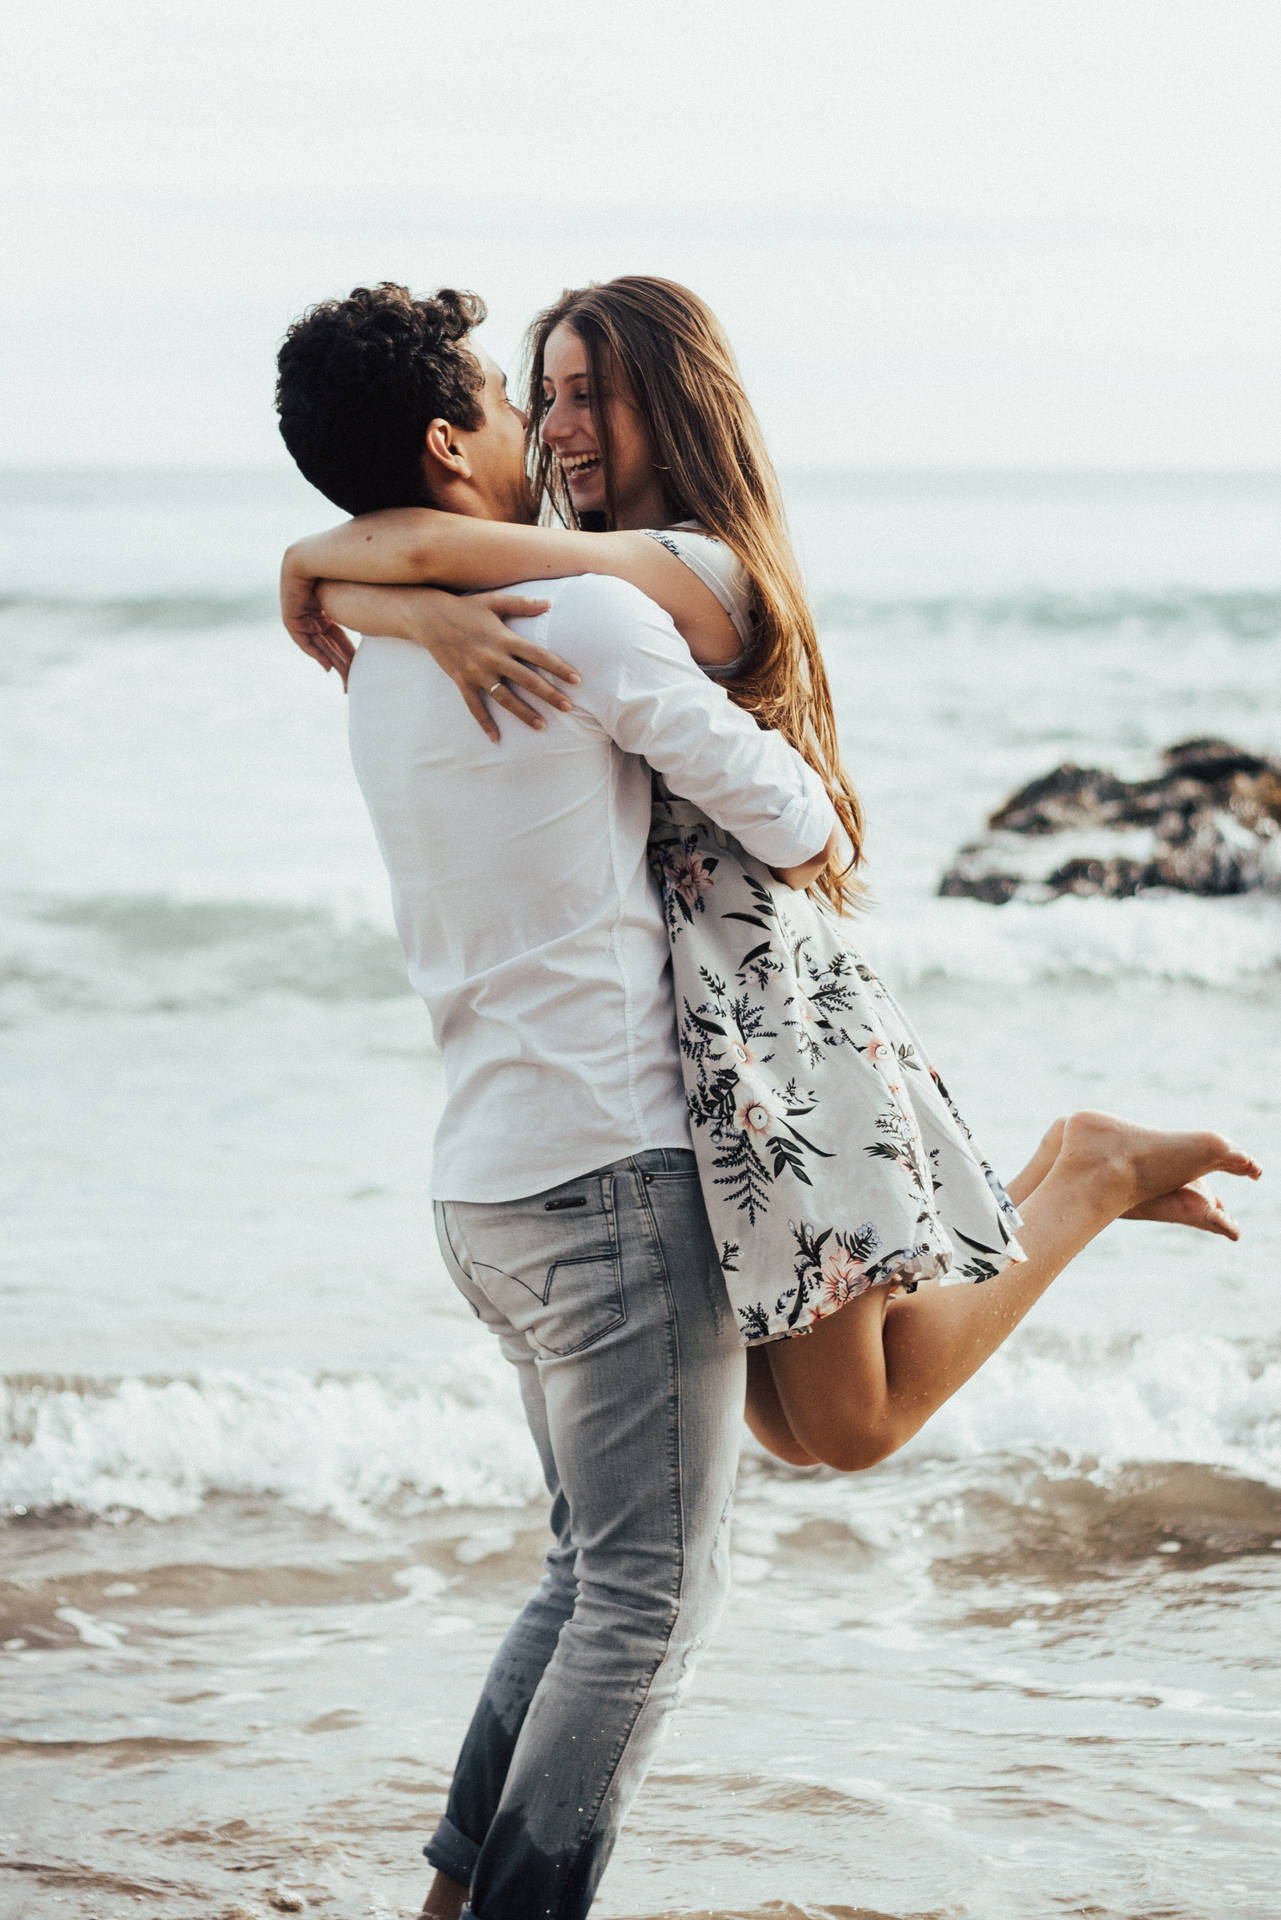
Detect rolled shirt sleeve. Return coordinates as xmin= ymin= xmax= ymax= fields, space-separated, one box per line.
xmin=546 ymin=573 xmax=838 ymax=869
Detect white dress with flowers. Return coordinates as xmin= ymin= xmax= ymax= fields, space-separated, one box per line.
xmin=642 ymin=527 xmax=1027 ymax=1346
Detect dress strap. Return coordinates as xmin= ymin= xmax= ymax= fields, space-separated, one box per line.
xmin=639 ymin=525 xmax=752 ymax=659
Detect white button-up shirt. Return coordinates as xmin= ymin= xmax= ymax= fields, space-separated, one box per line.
xmin=347 ymin=572 xmax=837 ymax=1201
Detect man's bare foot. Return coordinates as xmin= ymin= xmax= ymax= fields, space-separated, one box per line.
xmin=416 ymin=1868 xmax=468 ymax=1920
xmin=1126 ymin=1178 xmax=1241 ymax=1240
xmin=1059 ymin=1109 xmax=1261 ymax=1219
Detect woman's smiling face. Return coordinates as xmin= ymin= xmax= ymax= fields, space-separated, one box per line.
xmin=539 ymin=321 xmax=667 ymax=528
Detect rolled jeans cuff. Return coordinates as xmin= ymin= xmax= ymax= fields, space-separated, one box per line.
xmin=424 ymin=1814 xmax=479 ymax=1886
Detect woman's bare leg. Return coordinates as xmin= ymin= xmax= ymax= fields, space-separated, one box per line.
xmin=744 ymin=1345 xmax=819 ymax=1464
xmin=1003 ymin=1116 xmax=1066 ymax=1206
xmin=744 ymin=1111 xmax=1252 ymax=1466
xmin=764 ymin=1111 xmax=1261 ymax=1473
xmin=743 ymin=1116 xmax=1070 ymax=1466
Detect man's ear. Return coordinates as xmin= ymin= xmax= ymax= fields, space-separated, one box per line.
xmin=423 ymin=416 xmax=472 ymax=488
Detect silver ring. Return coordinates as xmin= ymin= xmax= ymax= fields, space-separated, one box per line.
xmin=488 ymin=680 xmax=503 ymax=695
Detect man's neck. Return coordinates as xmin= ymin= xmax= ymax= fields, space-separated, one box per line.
xmin=431 ymin=480 xmax=534 ymax=527
xmin=433 ymin=486 xmax=496 ymax=522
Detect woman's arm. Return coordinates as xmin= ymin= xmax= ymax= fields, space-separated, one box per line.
xmin=284 ymin=510 xmax=741 ymax=665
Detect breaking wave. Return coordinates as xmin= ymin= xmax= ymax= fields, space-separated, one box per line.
xmin=815 ymin=587 xmax=1281 ymax=645
xmin=859 ymin=891 xmax=1281 ymax=990
xmin=0 ymin=1359 xmax=541 ymax=1528
xmin=0 ymin=591 xmax=273 ymax=631
xmin=0 ymin=892 xmax=407 ymax=1017
xmin=2 ymin=884 xmax=1278 ymax=1026
xmin=5 ymin=1330 xmax=1280 ymax=1531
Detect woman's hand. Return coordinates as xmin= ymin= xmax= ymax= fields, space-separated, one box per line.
xmin=281 ymin=557 xmax=357 ymax=682
xmin=769 ymin=826 xmax=843 ymax=892
xmin=392 ymin=587 xmax=575 ymax=742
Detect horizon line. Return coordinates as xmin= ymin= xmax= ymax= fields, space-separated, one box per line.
xmin=2 ymin=460 xmax=1280 ymax=481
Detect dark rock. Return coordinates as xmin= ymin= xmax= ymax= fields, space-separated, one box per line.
xmin=937 ymin=862 xmax=1023 ymax=906
xmin=940 ymin=737 xmax=1281 ymax=903
xmin=1043 ymin=856 xmax=1156 ymax=899
xmin=1161 ymin=736 xmax=1275 ymax=782
xmin=988 ymin=764 xmax=1132 ymax=836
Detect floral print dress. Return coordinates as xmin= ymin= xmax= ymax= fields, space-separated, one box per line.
xmin=642 ymin=527 xmax=1027 ymax=1346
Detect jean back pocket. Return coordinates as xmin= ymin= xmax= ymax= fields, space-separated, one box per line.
xmin=455 ymin=1177 xmax=627 ymax=1358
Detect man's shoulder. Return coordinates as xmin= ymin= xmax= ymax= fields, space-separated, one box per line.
xmin=525 ymin=571 xmax=658 ymax=618
xmin=540 ymin=571 xmax=672 ymax=656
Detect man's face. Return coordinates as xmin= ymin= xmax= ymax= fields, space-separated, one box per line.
xmin=451 ymin=347 xmax=535 ymax=523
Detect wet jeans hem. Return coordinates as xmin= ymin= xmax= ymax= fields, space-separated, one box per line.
xmin=423 ymin=1813 xmax=479 ymax=1886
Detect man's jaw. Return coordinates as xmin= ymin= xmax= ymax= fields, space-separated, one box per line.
xmin=510 ymin=473 xmax=539 ymax=524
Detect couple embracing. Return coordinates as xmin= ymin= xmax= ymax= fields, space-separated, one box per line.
xmin=274 ymin=275 xmax=1258 ymax=1920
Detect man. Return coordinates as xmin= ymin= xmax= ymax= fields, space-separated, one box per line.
xmin=275 ymin=282 xmax=837 ymax=1920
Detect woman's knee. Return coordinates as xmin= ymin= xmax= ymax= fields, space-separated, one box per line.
xmin=759 ymin=1431 xmax=823 ymax=1467
xmin=745 ymin=1349 xmax=820 ymax=1466
xmin=745 ymin=1403 xmax=820 ymax=1466
xmin=790 ymin=1410 xmax=902 ymax=1474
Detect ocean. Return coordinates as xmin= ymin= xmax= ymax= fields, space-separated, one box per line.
xmin=1 ymin=466 xmax=1279 ymax=1920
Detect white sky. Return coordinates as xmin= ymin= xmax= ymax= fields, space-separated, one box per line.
xmin=2 ymin=0 xmax=1279 ymax=467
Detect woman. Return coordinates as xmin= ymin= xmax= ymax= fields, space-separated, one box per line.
xmin=281 ymin=276 xmax=1260 ymax=1471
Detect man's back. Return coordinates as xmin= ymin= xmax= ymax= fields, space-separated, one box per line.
xmin=347 ymin=570 xmax=835 ymax=1202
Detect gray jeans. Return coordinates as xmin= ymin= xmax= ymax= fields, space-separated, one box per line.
xmin=428 ymin=1147 xmax=745 ymax=1920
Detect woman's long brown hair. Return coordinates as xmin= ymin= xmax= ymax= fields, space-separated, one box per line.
xmin=523 ymin=275 xmax=865 ymax=912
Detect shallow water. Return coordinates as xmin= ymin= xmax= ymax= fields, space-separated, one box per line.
xmin=2 ymin=468 xmax=1279 ymax=1918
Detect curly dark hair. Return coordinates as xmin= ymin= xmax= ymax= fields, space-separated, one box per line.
xmin=275 ymin=282 xmax=487 ymax=514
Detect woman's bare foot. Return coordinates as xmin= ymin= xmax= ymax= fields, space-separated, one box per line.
xmin=1008 ymin=1114 xmax=1255 ymax=1238
xmin=1125 ymin=1178 xmax=1241 ymax=1239
xmin=1059 ymin=1109 xmax=1261 ymax=1219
